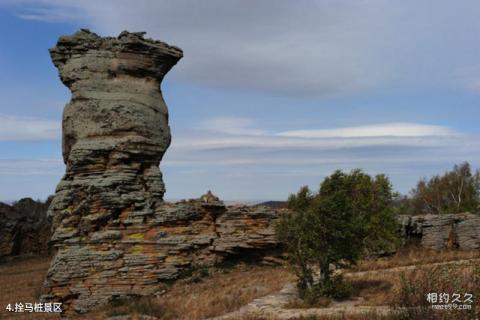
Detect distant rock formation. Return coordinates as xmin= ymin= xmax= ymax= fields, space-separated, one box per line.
xmin=0 ymin=198 xmax=52 ymax=260
xmin=398 ymin=213 xmax=480 ymax=250
xmin=43 ymin=30 xmax=280 ymax=314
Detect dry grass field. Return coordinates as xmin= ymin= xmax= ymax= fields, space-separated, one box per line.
xmin=351 ymin=246 xmax=480 ymax=272
xmin=90 ymin=263 xmax=293 ymax=320
xmin=0 ymin=257 xmax=292 ymax=320
xmin=0 ymin=248 xmax=478 ymax=320
xmin=0 ymin=256 xmax=59 ymax=320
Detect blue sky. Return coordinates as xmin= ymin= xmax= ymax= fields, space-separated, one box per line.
xmin=0 ymin=0 xmax=480 ymax=201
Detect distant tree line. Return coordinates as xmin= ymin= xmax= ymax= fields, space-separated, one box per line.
xmin=395 ymin=162 xmax=480 ymax=215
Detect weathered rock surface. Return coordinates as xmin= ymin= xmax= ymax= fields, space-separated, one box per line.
xmin=213 ymin=206 xmax=278 ymax=254
xmin=47 ymin=29 xmax=182 ymax=230
xmin=0 ymin=198 xmax=52 ymax=260
xmin=43 ymin=30 xmax=280 ymax=314
xmin=43 ymin=195 xmax=280 ymax=314
xmin=398 ymin=213 xmax=480 ymax=250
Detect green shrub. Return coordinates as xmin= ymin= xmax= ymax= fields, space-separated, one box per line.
xmin=320 ymin=275 xmax=354 ymax=300
xmin=298 ymin=274 xmax=354 ymax=303
xmin=276 ymin=169 xmax=399 ymax=303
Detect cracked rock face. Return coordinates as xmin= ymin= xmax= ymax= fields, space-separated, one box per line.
xmin=42 ymin=30 xmax=280 ymax=314
xmin=398 ymin=213 xmax=480 ymax=250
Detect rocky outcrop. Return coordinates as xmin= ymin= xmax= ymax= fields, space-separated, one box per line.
xmin=398 ymin=213 xmax=480 ymax=250
xmin=0 ymin=198 xmax=52 ymax=260
xmin=213 ymin=206 xmax=278 ymax=254
xmin=43 ymin=195 xmax=280 ymax=314
xmin=42 ymin=30 xmax=280 ymax=314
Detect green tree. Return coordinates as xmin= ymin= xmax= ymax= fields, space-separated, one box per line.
xmin=276 ymin=169 xmax=399 ymax=301
xmin=410 ymin=162 xmax=480 ymax=214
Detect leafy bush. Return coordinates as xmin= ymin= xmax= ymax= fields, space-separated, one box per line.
xmin=317 ymin=274 xmax=354 ymax=300
xmin=276 ymin=169 xmax=399 ymax=302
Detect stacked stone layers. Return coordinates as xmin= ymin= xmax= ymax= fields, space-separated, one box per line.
xmin=43 ymin=30 xmax=280 ymax=314
xmin=398 ymin=213 xmax=480 ymax=250
xmin=43 ymin=198 xmax=279 ymax=313
xmin=47 ymin=29 xmax=182 ymax=231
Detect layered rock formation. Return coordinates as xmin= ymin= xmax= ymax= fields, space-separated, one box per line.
xmin=0 ymin=198 xmax=52 ymax=260
xmin=398 ymin=213 xmax=480 ymax=250
xmin=43 ymin=195 xmax=279 ymax=314
xmin=43 ymin=30 xmax=280 ymax=314
xmin=47 ymin=29 xmax=180 ymax=229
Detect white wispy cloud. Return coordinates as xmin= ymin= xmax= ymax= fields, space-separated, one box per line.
xmin=0 ymin=114 xmax=60 ymax=141
xmin=162 ymin=121 xmax=480 ymax=198
xmin=158 ymin=117 xmax=480 ymax=198
xmin=172 ymin=119 xmax=460 ymax=152
xmin=276 ymin=123 xmax=458 ymax=139
xmin=172 ymin=135 xmax=457 ymax=151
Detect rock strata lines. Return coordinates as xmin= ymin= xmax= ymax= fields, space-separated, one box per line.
xmin=42 ymin=30 xmax=280 ymax=314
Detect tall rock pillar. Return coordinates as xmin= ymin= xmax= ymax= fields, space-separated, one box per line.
xmin=49 ymin=29 xmax=182 ymax=224
xmin=43 ymin=29 xmax=183 ymax=313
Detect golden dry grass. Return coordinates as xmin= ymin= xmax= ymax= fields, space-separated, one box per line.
xmin=297 ymin=261 xmax=480 ymax=320
xmin=161 ymin=264 xmax=292 ymax=319
xmin=344 ymin=247 xmax=479 ymax=309
xmin=352 ymin=246 xmax=480 ymax=272
xmin=0 ymin=257 xmax=292 ymax=320
xmin=232 ymin=315 xmax=392 ymax=320
xmin=297 ymin=314 xmax=392 ymax=320
xmin=0 ymin=256 xmax=60 ymax=320
xmin=345 ymin=259 xmax=480 ymax=319
xmin=1 ymin=247 xmax=478 ymax=320
xmin=97 ymin=263 xmax=293 ymax=320
xmin=390 ymin=262 xmax=480 ymax=320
